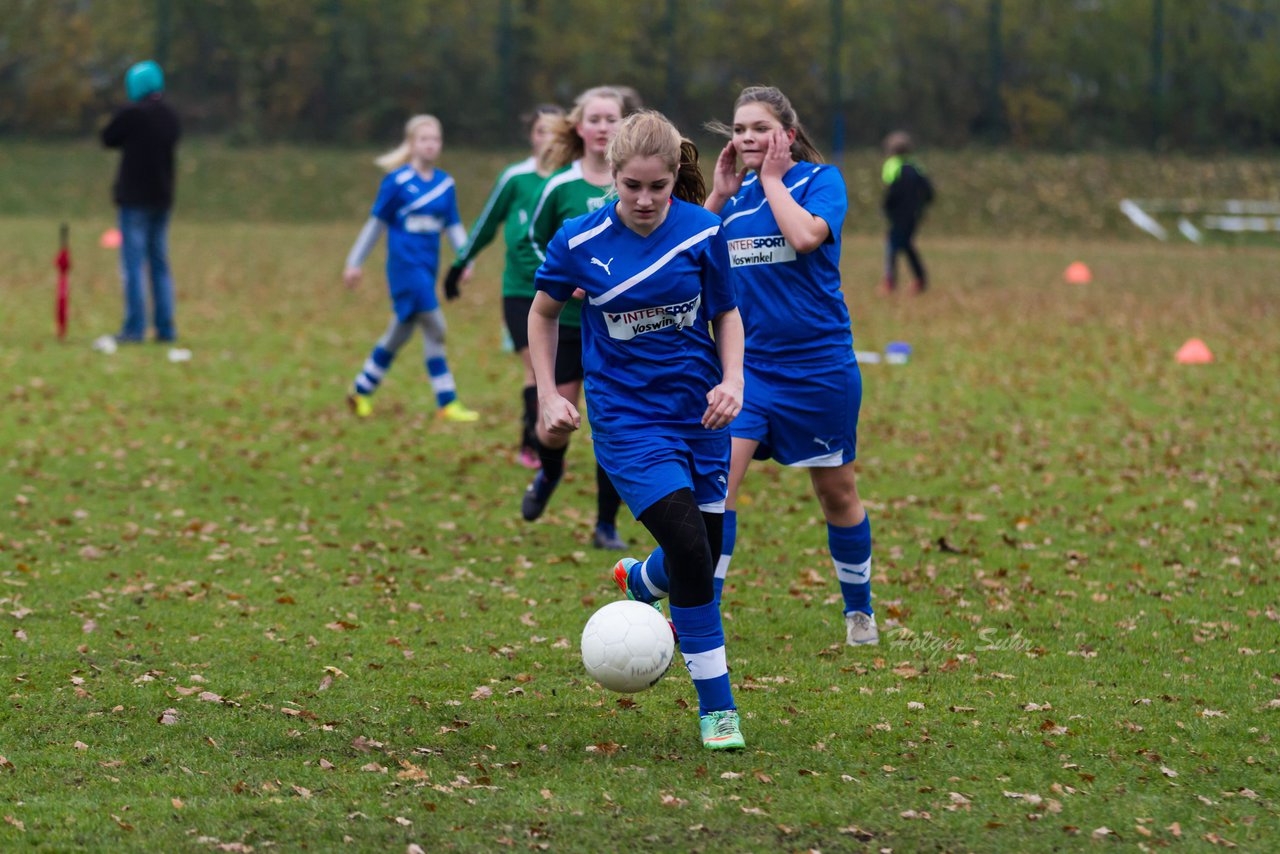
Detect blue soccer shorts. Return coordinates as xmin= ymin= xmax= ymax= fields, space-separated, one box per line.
xmin=593 ymin=429 xmax=729 ymax=517
xmin=731 ymin=356 xmax=861 ymax=467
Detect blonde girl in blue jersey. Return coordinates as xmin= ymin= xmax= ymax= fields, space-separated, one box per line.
xmin=531 ymin=111 xmax=747 ymax=750
xmin=342 ymin=114 xmax=478 ymax=422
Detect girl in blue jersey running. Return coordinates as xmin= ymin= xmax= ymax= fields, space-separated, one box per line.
xmin=704 ymin=86 xmax=878 ymax=647
xmin=342 ymin=114 xmax=478 ymax=422
xmin=530 ymin=111 xmax=747 ymax=750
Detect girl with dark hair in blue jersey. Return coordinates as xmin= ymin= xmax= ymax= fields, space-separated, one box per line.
xmin=618 ymin=86 xmax=879 ymax=649
xmin=342 ymin=114 xmax=479 ymax=422
xmin=530 ymin=111 xmax=747 ymax=750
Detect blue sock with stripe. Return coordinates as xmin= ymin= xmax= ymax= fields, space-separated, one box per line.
xmin=626 ymin=548 xmax=669 ymax=604
xmin=425 ymin=356 xmax=457 ymax=407
xmin=713 ymin=510 xmax=736 ymax=604
xmin=669 ymin=601 xmax=734 ymax=715
xmin=830 ymin=515 xmax=873 ymax=615
xmin=353 ymin=345 xmax=394 ymax=396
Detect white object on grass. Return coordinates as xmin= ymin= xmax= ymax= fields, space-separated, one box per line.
xmin=581 ymin=600 xmax=675 ymax=693
xmin=167 ymin=348 xmax=192 ymax=363
xmin=92 ymin=335 xmax=118 ymax=355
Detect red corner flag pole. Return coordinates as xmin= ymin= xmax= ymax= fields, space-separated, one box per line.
xmin=55 ymin=223 xmax=70 ymax=339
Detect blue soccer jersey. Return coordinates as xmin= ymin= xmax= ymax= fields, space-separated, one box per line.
xmin=535 ymin=198 xmax=736 ymax=439
xmin=719 ymin=162 xmax=851 ymax=363
xmin=371 ymin=165 xmax=461 ymax=279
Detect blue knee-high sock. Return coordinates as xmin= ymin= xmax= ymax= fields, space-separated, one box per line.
xmin=830 ymin=515 xmax=873 ymax=615
xmin=713 ymin=510 xmax=737 ymax=604
xmin=425 ymin=356 xmax=458 ymax=407
xmin=354 ymin=345 xmax=394 ymax=396
xmin=669 ymin=601 xmax=734 ymax=716
xmin=626 ymin=547 xmax=669 ymax=604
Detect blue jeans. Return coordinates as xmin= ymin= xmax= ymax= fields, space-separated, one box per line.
xmin=118 ymin=206 xmax=176 ymax=341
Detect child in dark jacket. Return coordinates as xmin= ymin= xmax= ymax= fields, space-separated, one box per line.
xmin=879 ymin=131 xmax=933 ymax=295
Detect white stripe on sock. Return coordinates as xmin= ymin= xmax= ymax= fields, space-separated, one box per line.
xmin=714 ymin=553 xmax=731 ymax=581
xmin=362 ymin=358 xmax=386 ymax=381
xmin=639 ymin=558 xmax=667 ymax=598
xmin=682 ymin=646 xmax=728 ymax=681
xmin=429 ymin=373 xmax=457 ymax=394
xmin=835 ymin=557 xmax=871 ymax=585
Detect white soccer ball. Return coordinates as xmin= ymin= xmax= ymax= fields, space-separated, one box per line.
xmin=581 ymin=600 xmax=675 ymax=693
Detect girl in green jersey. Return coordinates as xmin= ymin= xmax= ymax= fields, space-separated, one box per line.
xmin=521 ymin=86 xmax=630 ymax=552
xmin=446 ymin=105 xmax=565 ymax=468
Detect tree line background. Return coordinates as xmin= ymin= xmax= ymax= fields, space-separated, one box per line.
xmin=3 ymin=0 xmax=1279 ymax=152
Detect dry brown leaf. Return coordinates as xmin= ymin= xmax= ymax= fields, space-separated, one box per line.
xmin=158 ymin=708 xmax=179 ymax=725
xmin=3 ymin=815 xmax=24 ymax=831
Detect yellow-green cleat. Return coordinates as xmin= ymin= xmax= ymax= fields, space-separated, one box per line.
xmin=347 ymin=393 xmax=373 ymax=418
xmin=700 ymin=709 xmax=745 ymax=751
xmin=437 ymin=400 xmax=479 ymax=422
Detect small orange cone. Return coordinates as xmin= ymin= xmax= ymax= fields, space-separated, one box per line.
xmin=1175 ymin=338 xmax=1214 ymax=364
xmin=1063 ymin=261 xmax=1092 ymax=284
xmin=99 ymin=228 xmax=122 ymax=249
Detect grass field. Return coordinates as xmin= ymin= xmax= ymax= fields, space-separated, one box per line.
xmin=1 ymin=142 xmax=1278 ymax=852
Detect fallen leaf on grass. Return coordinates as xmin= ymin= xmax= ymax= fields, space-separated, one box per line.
xmin=1160 ymin=766 xmax=1178 ymax=778
xmin=73 ymin=741 xmax=88 ymax=751
xmin=351 ymin=736 xmax=384 ymax=752
xmin=292 ymin=786 xmax=312 ymax=799
xmin=361 ymin=763 xmax=387 ymax=773
xmin=470 ymin=686 xmax=493 ymax=700
xmin=0 ymin=757 xmax=13 ymax=771
xmin=158 ymin=708 xmax=179 ymax=725
xmin=661 ymin=794 xmax=687 ymax=807
xmin=4 ymin=815 xmax=24 ymax=831
xmin=1092 ymin=827 xmax=1113 ymax=839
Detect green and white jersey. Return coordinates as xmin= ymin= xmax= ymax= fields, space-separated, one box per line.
xmin=529 ymin=161 xmax=613 ymax=329
xmin=456 ymin=156 xmax=546 ymax=299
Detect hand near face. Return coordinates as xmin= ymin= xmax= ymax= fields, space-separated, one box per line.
xmin=760 ymin=129 xmax=793 ymax=183
xmin=712 ymin=141 xmax=747 ymax=198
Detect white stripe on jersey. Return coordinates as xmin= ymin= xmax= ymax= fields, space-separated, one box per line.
xmin=835 ymin=557 xmax=871 ymax=585
xmin=567 ymin=216 xmax=613 ymax=249
xmin=682 ymin=646 xmax=728 ymax=681
xmin=588 ymin=224 xmax=720 ymax=306
xmin=462 ymin=157 xmax=537 ymax=255
xmin=528 ymin=161 xmax=584 ymax=261
xmin=720 ymin=167 xmax=820 ymax=228
xmin=397 ymin=176 xmax=456 ymax=218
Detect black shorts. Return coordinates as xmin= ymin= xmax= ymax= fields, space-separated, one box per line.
xmin=503 ymin=296 xmax=535 ymax=351
xmin=554 ymin=324 xmax=583 ymax=385
xmin=503 ymin=296 xmax=583 ymax=385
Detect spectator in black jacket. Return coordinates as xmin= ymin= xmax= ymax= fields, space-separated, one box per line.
xmin=879 ymin=131 xmax=933 ymax=296
xmin=102 ymin=61 xmax=181 ymax=342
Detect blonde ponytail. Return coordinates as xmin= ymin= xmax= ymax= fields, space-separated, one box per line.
xmin=375 ymin=114 xmax=442 ymax=172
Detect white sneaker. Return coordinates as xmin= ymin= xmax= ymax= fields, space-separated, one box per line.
xmin=845 ymin=611 xmax=879 ymax=646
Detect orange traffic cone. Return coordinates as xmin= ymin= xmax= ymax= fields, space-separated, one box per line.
xmin=1063 ymin=262 xmax=1092 ymax=284
xmin=99 ymin=228 xmax=122 ymax=249
xmin=1175 ymin=338 xmax=1214 ymax=364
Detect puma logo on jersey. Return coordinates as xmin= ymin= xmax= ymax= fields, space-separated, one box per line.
xmin=591 ymin=257 xmax=614 ymax=276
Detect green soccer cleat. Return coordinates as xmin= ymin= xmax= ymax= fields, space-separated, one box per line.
xmin=438 ymin=400 xmax=479 ymax=422
xmin=700 ymin=709 xmax=745 ymax=751
xmin=347 ymin=393 xmax=373 ymax=418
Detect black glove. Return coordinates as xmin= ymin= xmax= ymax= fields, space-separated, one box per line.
xmin=443 ymin=265 xmax=464 ymax=301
